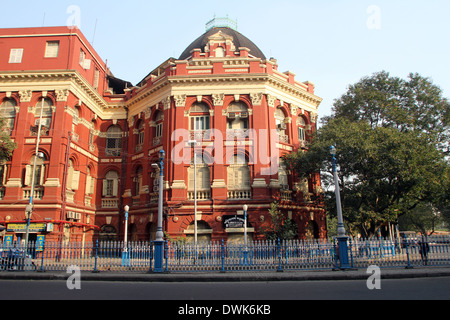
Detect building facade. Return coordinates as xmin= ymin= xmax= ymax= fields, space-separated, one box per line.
xmin=0 ymin=20 xmax=326 ymax=244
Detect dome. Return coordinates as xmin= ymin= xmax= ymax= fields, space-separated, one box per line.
xmin=179 ymin=26 xmax=267 ymax=60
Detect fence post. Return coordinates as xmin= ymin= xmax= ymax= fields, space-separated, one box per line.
xmin=93 ymin=240 xmax=99 ymax=273
xmin=164 ymin=241 xmax=169 ymax=273
xmin=403 ymin=235 xmax=413 ymax=269
xmin=220 ymin=239 xmax=225 ymax=273
xmin=38 ymin=241 xmax=45 ymax=272
xmin=277 ymin=238 xmax=283 ymax=273
xmin=349 ymin=238 xmax=354 ymax=268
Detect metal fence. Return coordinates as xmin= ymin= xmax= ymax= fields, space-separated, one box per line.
xmin=1 ymin=235 xmax=449 ymax=273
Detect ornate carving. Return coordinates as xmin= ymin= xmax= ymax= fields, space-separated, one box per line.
xmin=56 ymin=89 xmax=69 ymax=102
xmin=212 ymin=93 xmax=225 ymax=106
xmin=174 ymin=94 xmax=187 ymax=107
xmin=162 ymin=96 xmax=171 ymax=110
xmin=19 ymin=90 xmax=32 ymax=102
xmin=266 ymin=94 xmax=277 ymax=108
xmin=250 ymin=93 xmax=263 ymax=106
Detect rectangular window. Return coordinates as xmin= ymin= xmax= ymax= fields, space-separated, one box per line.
xmin=79 ymin=49 xmax=85 ymax=66
xmin=106 ymin=180 xmax=114 ymax=196
xmin=45 ymin=41 xmax=59 ymax=58
xmin=9 ymin=48 xmax=23 ymax=63
xmin=94 ymin=68 xmax=100 ymax=89
xmin=191 ymin=116 xmax=210 ymax=131
xmin=156 ymin=123 xmax=163 ymax=137
xmin=298 ymin=127 xmax=306 ymax=141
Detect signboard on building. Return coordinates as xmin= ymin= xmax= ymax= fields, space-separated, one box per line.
xmin=223 ymin=216 xmax=246 ymax=229
xmin=7 ymin=223 xmax=47 ymax=233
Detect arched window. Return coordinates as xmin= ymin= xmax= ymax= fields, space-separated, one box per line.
xmin=278 ymin=160 xmax=289 ymax=190
xmin=133 ymin=166 xmax=143 ymax=196
xmin=190 ymin=103 xmax=210 ymax=130
xmin=215 ymin=46 xmax=225 ymax=58
xmin=33 ymin=98 xmax=53 ymax=136
xmin=24 ymin=153 xmax=47 ymax=187
xmin=0 ymin=98 xmax=16 ymax=134
xmin=67 ymin=159 xmax=81 ymax=191
xmin=135 ymin=120 xmax=145 ymax=152
xmin=227 ymin=102 xmax=249 ymax=130
xmin=297 ymin=116 xmax=306 ymax=144
xmin=153 ymin=110 xmax=163 ymax=146
xmin=102 ymin=170 xmax=119 ymax=197
xmin=85 ymin=167 xmax=95 ymax=196
xmin=186 ymin=221 xmax=212 ymax=243
xmin=275 ymin=107 xmax=288 ymax=143
xmin=227 ymin=154 xmax=251 ymax=199
xmin=106 ymin=125 xmax=122 ymax=156
xmin=188 ymin=154 xmax=211 ymax=200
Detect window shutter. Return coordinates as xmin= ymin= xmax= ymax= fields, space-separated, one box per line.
xmin=45 ymin=41 xmax=59 ymax=58
xmin=72 ymin=171 xmax=80 ymax=190
xmin=85 ymin=175 xmax=91 ymax=195
xmin=39 ymin=165 xmax=45 ymax=186
xmin=24 ymin=165 xmax=32 ymax=186
xmin=90 ymin=177 xmax=95 ymax=195
xmin=112 ymin=179 xmax=119 ymax=197
xmin=102 ymin=179 xmax=108 ymax=196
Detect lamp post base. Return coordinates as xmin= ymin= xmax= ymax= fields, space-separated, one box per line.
xmin=121 ymin=251 xmax=129 ymax=266
xmin=336 ymin=236 xmax=352 ymax=270
xmin=153 ymin=240 xmax=165 ymax=273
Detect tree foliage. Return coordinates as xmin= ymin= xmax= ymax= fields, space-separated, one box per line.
xmin=261 ymin=202 xmax=298 ymax=240
xmin=285 ymin=71 xmax=449 ymax=237
xmin=0 ymin=117 xmax=16 ymax=162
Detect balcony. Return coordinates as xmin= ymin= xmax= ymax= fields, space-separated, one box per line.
xmin=153 ymin=136 xmax=162 ymax=146
xmin=101 ymin=198 xmax=119 ymax=209
xmin=23 ymin=187 xmax=44 ymax=200
xmin=189 ymin=130 xmax=212 ymax=141
xmin=226 ymin=129 xmax=250 ymax=140
xmin=227 ymin=189 xmax=251 ymax=200
xmin=187 ymin=189 xmax=211 ymax=201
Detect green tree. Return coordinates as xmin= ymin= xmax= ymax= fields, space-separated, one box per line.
xmin=0 ymin=117 xmax=16 ymax=162
xmin=285 ymin=71 xmax=449 ymax=238
xmin=261 ymin=202 xmax=298 ymax=240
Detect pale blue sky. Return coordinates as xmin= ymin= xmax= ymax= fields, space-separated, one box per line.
xmin=1 ymin=0 xmax=449 ymax=121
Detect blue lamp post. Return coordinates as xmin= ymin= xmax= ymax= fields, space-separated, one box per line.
xmin=121 ymin=205 xmax=130 ymax=266
xmin=243 ymin=204 xmax=249 ymax=265
xmin=330 ymin=146 xmax=351 ymax=269
xmin=153 ymin=150 xmax=165 ymax=273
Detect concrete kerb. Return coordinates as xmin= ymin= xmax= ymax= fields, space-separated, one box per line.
xmin=1 ymin=267 xmax=450 ymax=282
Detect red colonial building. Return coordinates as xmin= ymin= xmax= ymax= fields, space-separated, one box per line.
xmin=0 ymin=19 xmax=326 ymax=244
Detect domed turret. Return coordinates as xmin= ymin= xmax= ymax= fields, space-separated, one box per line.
xmin=179 ymin=17 xmax=266 ymax=60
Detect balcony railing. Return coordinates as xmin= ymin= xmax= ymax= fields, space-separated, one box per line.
xmin=226 ymin=129 xmax=250 ymax=140
xmin=101 ymin=198 xmax=119 ymax=209
xmin=23 ymin=187 xmax=44 ymax=200
xmin=187 ymin=189 xmax=211 ymax=201
xmin=227 ymin=189 xmax=251 ymax=200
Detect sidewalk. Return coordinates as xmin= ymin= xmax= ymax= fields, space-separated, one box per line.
xmin=1 ymin=266 xmax=450 ymax=282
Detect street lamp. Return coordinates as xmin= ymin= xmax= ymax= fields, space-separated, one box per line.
xmin=153 ymin=149 xmax=165 ymax=273
xmin=243 ymin=204 xmax=248 ymax=265
xmin=188 ymin=140 xmax=198 ymax=245
xmin=330 ymin=146 xmax=351 ymax=269
xmin=121 ymin=205 xmax=130 ymax=266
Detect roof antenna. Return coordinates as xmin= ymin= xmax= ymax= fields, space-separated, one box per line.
xmin=92 ymin=19 xmax=98 ymax=45
xmin=42 ymin=13 xmax=46 ymax=26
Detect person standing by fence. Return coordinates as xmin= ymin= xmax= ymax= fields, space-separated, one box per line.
xmin=419 ymin=235 xmax=430 ymax=265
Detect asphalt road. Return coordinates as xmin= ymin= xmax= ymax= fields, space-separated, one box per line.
xmin=1 ymin=277 xmax=450 ymax=301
